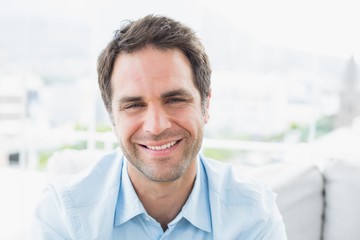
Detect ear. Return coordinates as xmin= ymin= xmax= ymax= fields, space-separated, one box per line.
xmin=203 ymin=90 xmax=211 ymax=124
xmin=109 ymin=113 xmax=116 ymax=128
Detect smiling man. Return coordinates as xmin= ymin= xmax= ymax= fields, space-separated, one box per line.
xmin=29 ymin=15 xmax=287 ymax=239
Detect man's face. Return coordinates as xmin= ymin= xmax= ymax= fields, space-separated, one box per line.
xmin=110 ymin=46 xmax=210 ymax=182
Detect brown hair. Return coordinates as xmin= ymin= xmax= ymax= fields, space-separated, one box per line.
xmin=97 ymin=15 xmax=211 ymax=121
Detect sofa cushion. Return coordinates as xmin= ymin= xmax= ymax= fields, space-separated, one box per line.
xmin=323 ymin=158 xmax=360 ymax=240
xmin=233 ymin=162 xmax=323 ymax=240
xmin=46 ymin=149 xmax=106 ymax=181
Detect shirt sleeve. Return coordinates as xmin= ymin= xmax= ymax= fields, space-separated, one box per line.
xmin=26 ymin=185 xmax=73 ymax=240
xmin=256 ymin=193 xmax=287 ymax=240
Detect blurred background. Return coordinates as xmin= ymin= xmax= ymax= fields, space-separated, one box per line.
xmin=1 ymin=0 xmax=360 ymax=238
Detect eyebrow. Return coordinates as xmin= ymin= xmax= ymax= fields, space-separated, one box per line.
xmin=117 ymin=89 xmax=194 ymax=106
xmin=117 ymin=96 xmax=143 ymax=105
xmin=161 ymin=89 xmax=193 ymax=99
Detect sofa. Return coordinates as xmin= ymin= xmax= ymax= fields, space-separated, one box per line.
xmin=235 ymin=157 xmax=360 ymax=240
xmin=46 ymin=149 xmax=360 ymax=240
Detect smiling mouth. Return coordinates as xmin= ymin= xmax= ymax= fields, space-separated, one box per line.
xmin=142 ymin=140 xmax=180 ymax=151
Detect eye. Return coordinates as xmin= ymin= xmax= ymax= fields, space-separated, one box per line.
xmin=166 ymin=98 xmax=186 ymax=104
xmin=122 ymin=103 xmax=145 ymax=110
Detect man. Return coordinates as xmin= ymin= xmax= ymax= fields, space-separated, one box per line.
xmin=29 ymin=15 xmax=287 ymax=239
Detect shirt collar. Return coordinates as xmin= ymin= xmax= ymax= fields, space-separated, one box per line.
xmin=114 ymin=158 xmax=146 ymax=226
xmin=114 ymin=155 xmax=212 ymax=233
xmin=180 ymin=156 xmax=212 ymax=233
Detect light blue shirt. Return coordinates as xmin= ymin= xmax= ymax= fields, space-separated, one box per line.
xmin=29 ymin=150 xmax=287 ymax=239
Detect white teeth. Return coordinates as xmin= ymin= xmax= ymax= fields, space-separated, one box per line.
xmin=147 ymin=141 xmax=177 ymax=151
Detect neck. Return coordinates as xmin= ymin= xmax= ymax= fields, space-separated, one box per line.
xmin=127 ymin=162 xmax=196 ymax=228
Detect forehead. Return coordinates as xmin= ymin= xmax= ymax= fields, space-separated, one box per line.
xmin=110 ymin=47 xmax=198 ymax=98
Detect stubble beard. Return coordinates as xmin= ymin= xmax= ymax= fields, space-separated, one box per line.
xmin=119 ymin=129 xmax=204 ymax=182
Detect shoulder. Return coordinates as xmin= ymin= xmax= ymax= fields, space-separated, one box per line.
xmin=201 ymin=157 xmax=277 ymax=220
xmin=201 ymin=156 xmax=275 ymax=204
xmin=201 ymin=156 xmax=286 ymax=238
xmin=31 ymin=150 xmax=124 ymax=238
xmin=49 ymin=149 xmax=123 ymax=207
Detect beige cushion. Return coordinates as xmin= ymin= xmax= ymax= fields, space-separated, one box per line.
xmin=233 ymin=162 xmax=323 ymax=240
xmin=323 ymin=158 xmax=360 ymax=240
xmin=46 ymin=149 xmax=105 ymax=181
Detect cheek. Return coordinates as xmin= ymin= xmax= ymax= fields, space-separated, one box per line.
xmin=113 ymin=114 xmax=141 ymax=141
xmin=173 ymin=110 xmax=205 ymax=131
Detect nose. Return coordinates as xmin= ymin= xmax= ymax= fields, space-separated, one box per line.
xmin=143 ymin=105 xmax=172 ymax=135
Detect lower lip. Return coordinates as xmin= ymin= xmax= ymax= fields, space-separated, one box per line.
xmin=141 ymin=140 xmax=181 ymax=157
